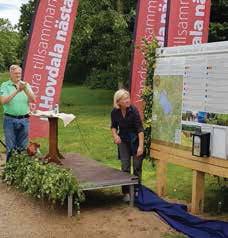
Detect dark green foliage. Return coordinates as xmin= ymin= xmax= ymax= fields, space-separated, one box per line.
xmin=209 ymin=0 xmax=228 ymax=42
xmin=85 ymin=69 xmax=118 ymax=89
xmin=210 ymin=0 xmax=228 ymax=23
xmin=67 ymin=0 xmax=134 ymax=89
xmin=0 ymin=19 xmax=20 ymax=72
xmin=18 ymin=0 xmax=38 ymax=37
xmin=17 ymin=0 xmax=38 ymax=62
xmin=140 ymin=39 xmax=159 ymax=160
xmin=2 ymin=152 xmax=84 ymax=205
xmin=209 ymin=22 xmax=228 ymax=42
xmin=205 ymin=177 xmax=228 ymax=214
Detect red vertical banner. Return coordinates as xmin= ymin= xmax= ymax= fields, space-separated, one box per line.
xmin=167 ymin=0 xmax=211 ymax=46
xmin=23 ymin=0 xmax=79 ymax=138
xmin=130 ymin=0 xmax=169 ymax=116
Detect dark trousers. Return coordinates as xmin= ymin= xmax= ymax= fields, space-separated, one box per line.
xmin=118 ymin=141 xmax=143 ymax=194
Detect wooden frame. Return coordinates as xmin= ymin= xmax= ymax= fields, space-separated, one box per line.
xmin=62 ymin=154 xmax=138 ymax=217
xmin=67 ymin=184 xmax=135 ymax=217
xmin=151 ymin=142 xmax=228 ymax=214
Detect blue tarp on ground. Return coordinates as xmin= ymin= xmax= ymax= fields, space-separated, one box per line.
xmin=135 ymin=185 xmax=228 ymax=238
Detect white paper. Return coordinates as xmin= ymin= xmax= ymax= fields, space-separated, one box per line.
xmin=211 ymin=127 xmax=227 ymax=159
xmin=31 ymin=110 xmax=76 ymax=127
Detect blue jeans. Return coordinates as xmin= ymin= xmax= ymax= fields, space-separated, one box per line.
xmin=3 ymin=116 xmax=29 ymax=161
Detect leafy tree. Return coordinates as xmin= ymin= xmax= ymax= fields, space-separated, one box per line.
xmin=66 ymin=0 xmax=135 ymax=89
xmin=17 ymin=0 xmax=38 ymax=64
xmin=18 ymin=0 xmax=135 ymax=89
xmin=209 ymin=0 xmax=228 ymax=42
xmin=0 ymin=19 xmax=20 ymax=72
xmin=0 ymin=18 xmax=14 ymax=31
xmin=17 ymin=0 xmax=228 ymax=88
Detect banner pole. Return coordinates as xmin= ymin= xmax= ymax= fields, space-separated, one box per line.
xmin=129 ymin=0 xmax=141 ymax=93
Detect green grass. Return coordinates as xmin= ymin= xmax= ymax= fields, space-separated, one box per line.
xmin=163 ymin=233 xmax=187 ymax=238
xmin=0 ymin=72 xmax=227 ymax=218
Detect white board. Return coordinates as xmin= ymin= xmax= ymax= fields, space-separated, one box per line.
xmin=154 ymin=41 xmax=228 ymax=160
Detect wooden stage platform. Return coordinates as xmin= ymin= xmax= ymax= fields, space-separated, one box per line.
xmin=62 ymin=154 xmax=139 ymax=216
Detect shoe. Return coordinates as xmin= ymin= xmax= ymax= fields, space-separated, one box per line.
xmin=122 ymin=193 xmax=130 ymax=202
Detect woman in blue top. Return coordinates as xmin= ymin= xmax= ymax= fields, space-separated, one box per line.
xmin=111 ymin=89 xmax=144 ymax=202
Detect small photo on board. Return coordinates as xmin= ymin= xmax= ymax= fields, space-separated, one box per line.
xmin=181 ymin=124 xmax=201 ymax=147
xmin=206 ymin=113 xmax=228 ymax=126
xmin=182 ymin=111 xmax=208 ymax=123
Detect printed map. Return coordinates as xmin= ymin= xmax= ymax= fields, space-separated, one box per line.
xmin=152 ymin=75 xmax=183 ymax=143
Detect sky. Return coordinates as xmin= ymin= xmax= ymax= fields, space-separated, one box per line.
xmin=0 ymin=0 xmax=29 ymax=26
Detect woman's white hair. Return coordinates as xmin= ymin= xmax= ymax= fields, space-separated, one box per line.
xmin=9 ymin=64 xmax=21 ymax=73
xmin=113 ymin=89 xmax=130 ymax=109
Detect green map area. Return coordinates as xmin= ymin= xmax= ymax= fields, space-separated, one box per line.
xmin=152 ymin=75 xmax=183 ymax=144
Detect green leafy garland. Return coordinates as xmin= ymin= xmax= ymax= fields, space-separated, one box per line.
xmin=141 ymin=38 xmax=159 ymax=160
xmin=2 ymin=152 xmax=84 ymax=205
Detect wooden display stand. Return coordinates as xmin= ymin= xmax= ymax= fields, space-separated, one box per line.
xmin=43 ymin=117 xmax=65 ymax=164
xmin=151 ymin=141 xmax=228 ymax=214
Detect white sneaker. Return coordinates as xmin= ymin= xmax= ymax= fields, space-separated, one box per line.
xmin=122 ymin=194 xmax=130 ymax=202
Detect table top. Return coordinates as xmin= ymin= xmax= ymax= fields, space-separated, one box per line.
xmin=62 ymin=153 xmax=139 ymax=190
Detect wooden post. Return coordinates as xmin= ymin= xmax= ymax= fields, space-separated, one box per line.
xmin=49 ymin=117 xmax=58 ymax=156
xmin=191 ymin=170 xmax=205 ymax=214
xmin=151 ymin=142 xmax=228 ymax=214
xmin=156 ymin=160 xmax=167 ymax=197
xmin=43 ymin=117 xmax=64 ymax=164
xmin=129 ymin=184 xmax=134 ymax=207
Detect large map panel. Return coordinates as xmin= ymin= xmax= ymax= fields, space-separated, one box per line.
xmin=152 ymin=75 xmax=183 ymax=144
